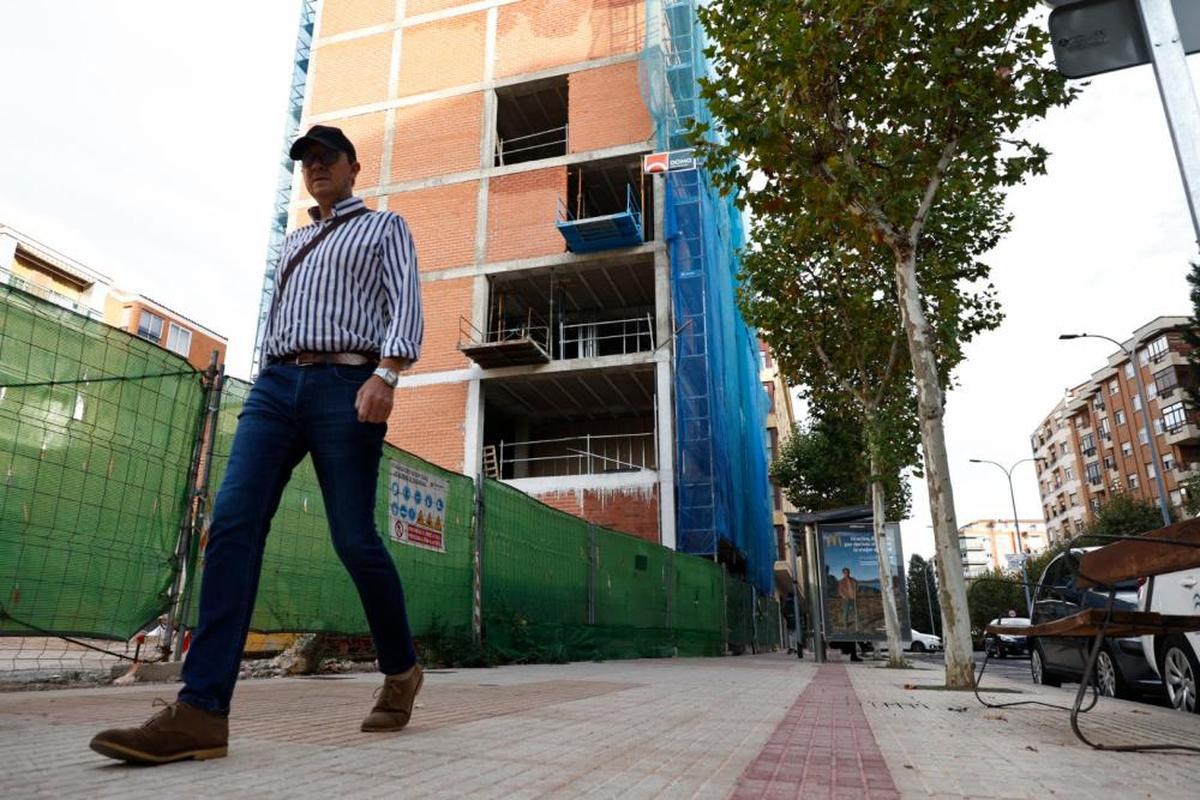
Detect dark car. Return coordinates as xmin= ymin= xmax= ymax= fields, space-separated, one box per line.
xmin=984 ymin=617 xmax=1030 ymax=658
xmin=1029 ymin=549 xmax=1162 ymax=699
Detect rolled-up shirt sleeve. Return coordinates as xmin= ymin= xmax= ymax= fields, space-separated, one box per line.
xmin=379 ymin=214 xmax=423 ymax=361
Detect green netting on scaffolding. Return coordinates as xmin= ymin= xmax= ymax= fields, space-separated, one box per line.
xmin=0 ymin=283 xmax=203 ymax=639
xmin=639 ymin=0 xmax=775 ymax=592
xmin=187 ymin=377 xmax=474 ymax=637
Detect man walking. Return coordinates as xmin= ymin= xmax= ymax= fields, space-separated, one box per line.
xmin=90 ymin=125 xmax=424 ymax=764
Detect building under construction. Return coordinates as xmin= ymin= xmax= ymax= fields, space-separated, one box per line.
xmin=256 ymin=0 xmax=774 ymax=591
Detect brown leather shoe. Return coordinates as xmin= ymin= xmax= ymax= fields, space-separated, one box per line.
xmin=361 ymin=665 xmax=424 ymax=732
xmin=90 ymin=699 xmax=228 ymax=764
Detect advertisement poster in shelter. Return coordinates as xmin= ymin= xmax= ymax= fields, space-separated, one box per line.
xmin=388 ymin=460 xmax=447 ymax=553
xmin=817 ymin=523 xmax=908 ymax=642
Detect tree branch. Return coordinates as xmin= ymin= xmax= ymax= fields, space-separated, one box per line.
xmin=908 ymin=138 xmax=958 ymax=247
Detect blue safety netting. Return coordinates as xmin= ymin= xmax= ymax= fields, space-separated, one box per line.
xmin=639 ymin=0 xmax=774 ymax=593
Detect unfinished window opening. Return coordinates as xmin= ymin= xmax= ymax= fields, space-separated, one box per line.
xmin=494 ymin=76 xmax=568 ymax=166
xmin=482 ymin=369 xmax=657 ymax=480
xmin=556 ymin=158 xmax=653 ymax=253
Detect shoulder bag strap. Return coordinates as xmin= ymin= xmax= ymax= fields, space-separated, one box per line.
xmin=265 ymin=206 xmax=371 ymax=337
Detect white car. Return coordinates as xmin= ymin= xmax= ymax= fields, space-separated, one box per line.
xmin=1139 ymin=565 xmax=1200 ymax=713
xmin=908 ymin=630 xmax=942 ymax=653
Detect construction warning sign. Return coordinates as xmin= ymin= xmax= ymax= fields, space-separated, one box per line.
xmin=388 ymin=460 xmax=448 ymax=553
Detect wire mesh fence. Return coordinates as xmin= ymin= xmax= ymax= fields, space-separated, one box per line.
xmin=1 ymin=283 xmax=780 ymax=681
xmin=0 ymin=283 xmax=205 ymax=679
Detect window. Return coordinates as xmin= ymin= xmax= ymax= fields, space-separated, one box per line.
xmin=1154 ymin=367 xmax=1179 ymax=398
xmin=1115 ymin=409 xmax=1126 ymax=425
xmin=1132 ymin=393 xmax=1142 ymax=411
xmin=1061 ymin=442 xmax=1070 ymax=458
xmin=166 ymin=323 xmax=192 ymax=358
xmin=1093 ymin=395 xmax=1106 ymax=412
xmin=1069 ymin=491 xmax=1079 ymax=506
xmin=1121 ymin=441 xmax=1133 ymax=456
xmin=1154 ymin=418 xmax=1163 ymax=435
xmin=1138 ymin=426 xmax=1148 ymax=445
xmin=763 ymin=382 xmax=775 ymax=413
xmin=1128 ymin=473 xmax=1140 ymax=489
xmin=137 ymin=310 xmax=163 ymax=342
xmin=493 ymin=76 xmax=568 ymax=166
xmin=1171 ymin=490 xmax=1183 ymax=507
xmin=1147 ymin=335 xmax=1169 ymax=363
xmin=1124 ymin=362 xmax=1134 ymax=379
xmin=1103 ymin=455 xmax=1115 ymax=471
xmin=1164 ymin=453 xmax=1176 ymax=472
xmin=1109 ymin=379 xmax=1119 ymax=396
xmin=1064 ymin=465 xmax=1074 ymax=481
xmin=1080 ymin=432 xmax=1095 ymax=455
xmin=1098 ymin=417 xmax=1111 ymax=438
xmin=1163 ymin=402 xmax=1187 ymax=433
xmin=1148 ymin=463 xmax=1158 ymax=480
xmin=1147 ymin=380 xmax=1157 ymax=399
xmin=1085 ymin=461 xmax=1102 ymax=485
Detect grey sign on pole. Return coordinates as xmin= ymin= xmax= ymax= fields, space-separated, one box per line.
xmin=1049 ymin=0 xmax=1200 ymax=79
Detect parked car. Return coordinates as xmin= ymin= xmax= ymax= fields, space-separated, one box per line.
xmin=1029 ymin=549 xmax=1162 ymax=699
xmin=908 ymin=630 xmax=942 ymax=653
xmin=983 ymin=617 xmax=1030 ymax=658
xmin=1139 ymin=564 xmax=1200 ymax=713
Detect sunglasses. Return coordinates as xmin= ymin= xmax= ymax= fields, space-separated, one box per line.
xmin=300 ymin=148 xmax=344 ymax=168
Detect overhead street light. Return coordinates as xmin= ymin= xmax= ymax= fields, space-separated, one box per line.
xmin=1058 ymin=333 xmax=1173 ymax=526
xmin=969 ymin=458 xmax=1036 ymax=615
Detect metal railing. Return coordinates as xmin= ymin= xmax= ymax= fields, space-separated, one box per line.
xmin=499 ymin=432 xmax=656 ymax=477
xmin=0 ymin=267 xmax=103 ymax=321
xmin=495 ymin=124 xmax=568 ymax=166
xmin=458 ymin=308 xmax=551 ymax=350
xmin=558 ymin=313 xmax=654 ymax=359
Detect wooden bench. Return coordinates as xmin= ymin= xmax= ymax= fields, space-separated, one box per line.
xmin=979 ymin=518 xmax=1200 ymax=752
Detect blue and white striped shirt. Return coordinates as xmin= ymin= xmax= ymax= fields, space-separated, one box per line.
xmin=263 ymin=196 xmax=423 ymax=362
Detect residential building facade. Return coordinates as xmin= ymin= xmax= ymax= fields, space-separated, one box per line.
xmin=1031 ymin=317 xmax=1198 ymax=535
xmin=261 ymin=1 xmax=775 ymax=587
xmin=0 ymin=224 xmax=227 ymax=371
xmin=958 ymin=519 xmax=1049 ymax=579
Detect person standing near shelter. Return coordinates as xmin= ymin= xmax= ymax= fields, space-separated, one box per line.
xmin=837 ymin=567 xmax=859 ymax=631
xmin=90 ymin=125 xmax=425 ymax=765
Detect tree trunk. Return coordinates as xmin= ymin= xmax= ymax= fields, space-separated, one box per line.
xmin=868 ymin=450 xmax=905 ymax=668
xmin=891 ymin=247 xmax=974 ymax=688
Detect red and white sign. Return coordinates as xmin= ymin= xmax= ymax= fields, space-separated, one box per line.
xmin=643 ymin=152 xmax=670 ymax=174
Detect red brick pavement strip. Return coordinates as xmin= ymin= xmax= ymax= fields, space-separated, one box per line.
xmin=729 ymin=663 xmax=900 ymax=800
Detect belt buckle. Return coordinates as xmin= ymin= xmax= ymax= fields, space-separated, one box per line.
xmin=294 ymin=353 xmax=318 ymax=367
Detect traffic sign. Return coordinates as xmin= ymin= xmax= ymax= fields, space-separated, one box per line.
xmin=1049 ymin=0 xmax=1200 ymax=79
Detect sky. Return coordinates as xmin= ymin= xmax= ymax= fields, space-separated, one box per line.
xmin=0 ymin=2 xmax=1197 ymax=560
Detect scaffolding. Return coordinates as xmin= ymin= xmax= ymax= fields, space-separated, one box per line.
xmin=642 ymin=0 xmax=774 ymax=593
xmin=250 ymin=0 xmax=317 ymax=376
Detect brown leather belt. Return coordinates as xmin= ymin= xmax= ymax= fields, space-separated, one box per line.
xmin=270 ymin=351 xmax=378 ymax=367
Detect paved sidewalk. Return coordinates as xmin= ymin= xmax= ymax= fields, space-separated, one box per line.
xmin=1 ymin=652 xmax=1197 ymax=798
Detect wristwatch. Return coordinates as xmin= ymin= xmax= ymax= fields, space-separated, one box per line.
xmin=372 ymin=366 xmax=400 ymax=388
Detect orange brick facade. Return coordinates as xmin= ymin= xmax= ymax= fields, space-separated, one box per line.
xmin=535 ymin=487 xmax=660 ymax=543
xmin=295 ymin=0 xmax=660 ymax=541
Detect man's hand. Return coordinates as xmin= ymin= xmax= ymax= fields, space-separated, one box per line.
xmin=355 ymin=376 xmax=394 ymax=423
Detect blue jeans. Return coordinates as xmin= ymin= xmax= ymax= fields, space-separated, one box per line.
xmin=178 ymin=363 xmax=417 ymax=714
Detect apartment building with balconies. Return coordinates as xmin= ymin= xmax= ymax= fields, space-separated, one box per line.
xmin=1032 ymin=316 xmax=1198 ymax=534
xmin=958 ymin=518 xmax=1049 ymax=579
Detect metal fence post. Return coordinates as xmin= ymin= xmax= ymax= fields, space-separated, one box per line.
xmin=472 ymin=470 xmax=485 ymax=646
xmin=587 ymin=524 xmax=597 ymax=626
xmin=165 ymin=351 xmax=223 ymax=661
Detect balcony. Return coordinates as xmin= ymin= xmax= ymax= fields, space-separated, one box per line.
xmin=496 ymin=431 xmax=656 ymax=478
xmin=1 ymin=267 xmax=102 ymax=321
xmin=1165 ymin=420 xmax=1200 ymax=446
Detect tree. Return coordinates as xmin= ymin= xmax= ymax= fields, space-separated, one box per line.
xmin=907 ymin=554 xmax=942 ymax=637
xmin=1185 ymin=260 xmax=1200 ymax=413
xmin=771 ymin=405 xmax=910 ymax=520
xmin=1083 ymin=492 xmax=1170 ymax=540
xmin=743 ymin=217 xmax=920 ymax=664
xmin=966 ymin=568 xmax=1026 ymax=644
xmin=693 ymin=0 xmax=1076 ymax=687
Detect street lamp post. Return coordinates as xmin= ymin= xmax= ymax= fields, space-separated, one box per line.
xmin=969 ymin=457 xmax=1036 ymax=615
xmin=1059 ymin=333 xmax=1173 ymax=527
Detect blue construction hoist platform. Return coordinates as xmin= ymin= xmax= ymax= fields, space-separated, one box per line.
xmin=555 ymin=185 xmax=643 ymax=253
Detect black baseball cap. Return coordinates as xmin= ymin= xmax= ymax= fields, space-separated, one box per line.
xmin=289 ymin=125 xmax=357 ymax=162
